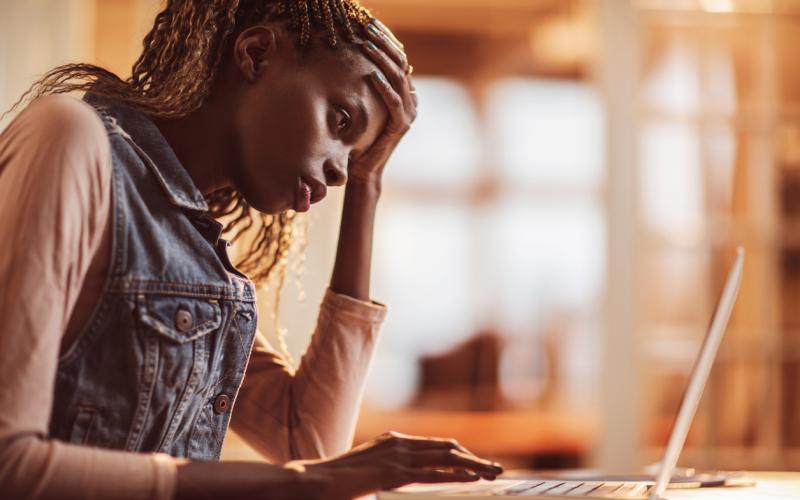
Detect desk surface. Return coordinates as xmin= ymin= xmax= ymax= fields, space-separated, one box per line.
xmin=663 ymin=472 xmax=799 ymax=499
xmin=366 ymin=472 xmax=800 ymax=499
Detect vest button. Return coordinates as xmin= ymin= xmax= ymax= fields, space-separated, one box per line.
xmin=213 ymin=394 xmax=231 ymax=414
xmin=175 ymin=309 xmax=193 ymax=332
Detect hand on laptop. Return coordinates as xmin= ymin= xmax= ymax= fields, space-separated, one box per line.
xmin=287 ymin=431 xmax=504 ymax=499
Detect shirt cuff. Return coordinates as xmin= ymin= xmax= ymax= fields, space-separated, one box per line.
xmin=322 ymin=287 xmax=388 ymax=324
xmin=151 ymin=453 xmax=181 ymax=500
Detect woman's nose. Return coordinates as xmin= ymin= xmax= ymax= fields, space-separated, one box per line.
xmin=323 ymin=160 xmax=348 ymax=187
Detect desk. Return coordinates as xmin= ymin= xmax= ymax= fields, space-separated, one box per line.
xmin=367 ymin=472 xmax=800 ymax=499
xmin=663 ymin=472 xmax=800 ymax=499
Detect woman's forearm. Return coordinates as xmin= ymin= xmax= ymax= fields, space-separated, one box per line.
xmin=329 ymin=179 xmax=381 ymax=301
xmin=174 ymin=461 xmax=319 ymax=500
xmin=230 ymin=180 xmax=386 ymax=462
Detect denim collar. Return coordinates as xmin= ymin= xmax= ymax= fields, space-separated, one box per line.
xmin=83 ymin=92 xmax=209 ymax=212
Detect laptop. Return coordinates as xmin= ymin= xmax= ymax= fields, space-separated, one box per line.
xmin=379 ymin=247 xmax=745 ymax=500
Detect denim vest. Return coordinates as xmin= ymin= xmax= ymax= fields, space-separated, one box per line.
xmin=48 ymin=93 xmax=259 ymax=461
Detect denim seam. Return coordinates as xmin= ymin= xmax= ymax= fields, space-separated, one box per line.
xmin=125 ymin=301 xmax=160 ymax=451
xmin=190 ymin=303 xmax=254 ymax=459
xmin=202 ymin=405 xmax=224 ymax=453
xmin=107 ymin=280 xmax=256 ymax=301
xmin=158 ymin=320 xmax=207 ymax=453
xmin=200 ymin=302 xmax=240 ymax=401
xmin=111 ymin=143 xmax=128 ymax=275
xmin=185 ymin=326 xmax=218 ymax=459
xmin=229 ymin=304 xmax=259 ymax=407
xmin=141 ymin=297 xmax=221 ymax=344
xmin=120 ymin=130 xmax=208 ymax=212
xmin=69 ymin=406 xmax=97 ymax=445
xmin=185 ymin=395 xmax=208 ymax=458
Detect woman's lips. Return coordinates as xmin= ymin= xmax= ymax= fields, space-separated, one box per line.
xmin=295 ymin=178 xmax=311 ymax=212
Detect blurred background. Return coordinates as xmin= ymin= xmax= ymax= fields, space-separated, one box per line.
xmin=3 ymin=0 xmax=800 ymax=473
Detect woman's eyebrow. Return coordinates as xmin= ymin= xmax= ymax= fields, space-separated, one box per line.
xmin=353 ymin=100 xmax=368 ymax=136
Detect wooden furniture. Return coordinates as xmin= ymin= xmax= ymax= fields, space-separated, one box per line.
xmin=355 ymin=407 xmax=595 ymax=461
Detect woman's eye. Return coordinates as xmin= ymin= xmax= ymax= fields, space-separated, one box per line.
xmin=336 ymin=107 xmax=352 ymax=134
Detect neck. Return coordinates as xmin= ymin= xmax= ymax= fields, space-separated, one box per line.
xmin=154 ymin=96 xmax=237 ymax=196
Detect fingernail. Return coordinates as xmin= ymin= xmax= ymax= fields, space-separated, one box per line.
xmin=365 ymin=40 xmax=377 ymax=51
xmin=373 ymin=71 xmax=386 ymax=83
xmin=374 ymin=19 xmax=388 ymax=30
xmin=373 ymin=19 xmax=404 ymax=48
xmin=368 ymin=22 xmax=380 ymax=35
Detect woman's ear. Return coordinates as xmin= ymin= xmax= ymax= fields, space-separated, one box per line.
xmin=234 ymin=25 xmax=279 ymax=82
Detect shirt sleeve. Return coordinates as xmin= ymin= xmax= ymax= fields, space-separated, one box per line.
xmin=0 ymin=95 xmax=178 ymax=499
xmin=230 ymin=288 xmax=387 ymax=462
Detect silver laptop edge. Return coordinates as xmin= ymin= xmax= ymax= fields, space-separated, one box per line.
xmin=378 ymin=247 xmax=745 ymax=499
xmin=648 ymin=247 xmax=744 ymax=499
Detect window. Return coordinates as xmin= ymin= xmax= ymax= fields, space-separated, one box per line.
xmin=367 ymin=76 xmax=606 ymax=410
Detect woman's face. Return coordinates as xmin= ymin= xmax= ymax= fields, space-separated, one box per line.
xmin=230 ymin=26 xmax=389 ymax=214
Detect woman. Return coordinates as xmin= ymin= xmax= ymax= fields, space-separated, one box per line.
xmin=0 ymin=0 xmax=502 ymax=499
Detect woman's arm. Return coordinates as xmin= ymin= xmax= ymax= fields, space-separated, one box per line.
xmin=175 ymin=433 xmax=501 ymax=500
xmin=329 ymin=181 xmax=380 ymax=301
xmin=229 ymin=25 xmax=418 ymax=462
xmin=330 ymin=23 xmax=417 ymax=301
xmin=0 ymin=95 xmax=178 ymax=499
xmin=230 ymin=294 xmax=386 ymax=461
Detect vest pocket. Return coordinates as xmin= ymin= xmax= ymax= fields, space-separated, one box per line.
xmin=128 ymin=294 xmax=224 ymax=452
xmin=69 ymin=406 xmax=96 ymax=445
xmin=136 ymin=294 xmax=222 ymax=343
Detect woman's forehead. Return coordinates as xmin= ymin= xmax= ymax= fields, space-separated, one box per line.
xmin=297 ymin=39 xmax=389 ymax=128
xmin=309 ymin=41 xmax=374 ymax=74
xmin=310 ymin=45 xmax=381 ymax=93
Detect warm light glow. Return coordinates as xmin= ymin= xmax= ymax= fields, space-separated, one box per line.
xmin=634 ymin=0 xmax=773 ymax=12
xmin=700 ymin=0 xmax=734 ymax=12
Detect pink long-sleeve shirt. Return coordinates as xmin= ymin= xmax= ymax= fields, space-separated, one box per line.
xmin=0 ymin=94 xmax=387 ymax=499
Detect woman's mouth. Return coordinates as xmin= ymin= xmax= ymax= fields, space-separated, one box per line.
xmin=294 ymin=176 xmax=327 ymax=212
xmin=295 ymin=177 xmax=312 ymax=212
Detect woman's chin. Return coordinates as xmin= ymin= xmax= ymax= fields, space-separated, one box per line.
xmin=237 ymin=184 xmax=297 ymax=215
xmin=241 ymin=195 xmax=285 ymax=215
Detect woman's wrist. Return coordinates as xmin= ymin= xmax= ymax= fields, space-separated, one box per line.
xmin=345 ymin=174 xmax=382 ymax=201
xmin=284 ymin=460 xmax=333 ymax=499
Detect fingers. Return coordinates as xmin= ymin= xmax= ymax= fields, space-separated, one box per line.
xmin=366 ymin=22 xmax=408 ymax=73
xmin=405 ymin=449 xmax=503 ymax=479
xmin=364 ymin=50 xmax=417 ymax=128
xmin=362 ymin=34 xmax=417 ymax=128
xmin=401 ymin=467 xmax=482 ymax=484
xmin=369 ymin=71 xmax=410 ymax=135
xmin=386 ymin=432 xmax=491 ymax=466
xmin=363 ymin=39 xmax=406 ymax=90
xmin=325 ymin=433 xmax=505 ymax=496
xmin=409 ymin=82 xmax=418 ymax=108
xmin=372 ymin=19 xmax=404 ymax=50
xmin=379 ymin=432 xmax=504 ymax=476
xmin=359 ymin=19 xmax=417 ymax=141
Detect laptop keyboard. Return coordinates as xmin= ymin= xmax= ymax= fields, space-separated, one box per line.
xmin=500 ymin=480 xmax=649 ymax=497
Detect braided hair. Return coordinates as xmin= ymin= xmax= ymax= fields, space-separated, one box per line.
xmin=6 ymin=0 xmax=374 ymax=289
